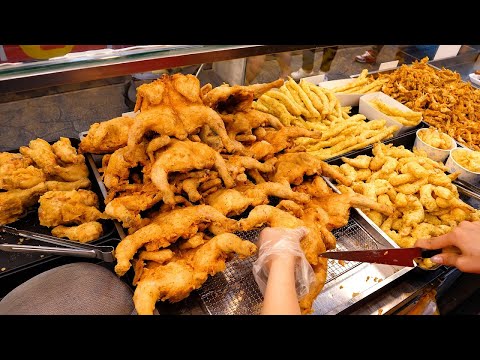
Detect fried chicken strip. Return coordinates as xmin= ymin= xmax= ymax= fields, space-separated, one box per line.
xmin=79 ymin=116 xmax=135 ymax=154
xmin=51 ymin=221 xmax=103 ymax=242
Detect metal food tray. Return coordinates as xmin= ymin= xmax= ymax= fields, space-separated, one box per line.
xmin=0 ymin=137 xmax=118 ymax=280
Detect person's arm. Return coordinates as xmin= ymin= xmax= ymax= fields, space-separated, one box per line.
xmin=261 ymin=254 xmax=300 ymax=315
xmin=415 ymin=221 xmax=480 ymax=273
xmin=252 ymin=227 xmax=314 ymax=315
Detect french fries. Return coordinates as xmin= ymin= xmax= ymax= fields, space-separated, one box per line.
xmin=254 ymin=78 xmax=398 ymax=160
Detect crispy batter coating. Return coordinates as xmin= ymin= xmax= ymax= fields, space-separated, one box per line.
xmin=114 ymin=205 xmax=237 ymax=276
xmin=79 ymin=116 xmax=135 ymax=154
xmin=38 ymin=189 xmax=103 ymax=227
xmin=51 ymin=221 xmax=103 ymax=242
xmin=133 ymin=233 xmax=257 ymax=314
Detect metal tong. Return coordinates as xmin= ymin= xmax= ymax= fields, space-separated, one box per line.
xmin=0 ymin=225 xmax=115 ymax=262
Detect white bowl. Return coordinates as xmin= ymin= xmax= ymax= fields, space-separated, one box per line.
xmin=445 ymin=148 xmax=480 ymax=185
xmin=413 ymin=128 xmax=456 ymax=162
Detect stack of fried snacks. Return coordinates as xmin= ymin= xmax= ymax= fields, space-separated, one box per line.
xmin=452 ymin=149 xmax=480 ymax=172
xmin=334 ymin=143 xmax=480 ymax=248
xmin=378 ymin=57 xmax=480 ymax=150
xmin=330 ymin=69 xmax=388 ymax=94
xmin=253 ymin=77 xmax=349 ymax=125
xmin=294 ymin=117 xmax=398 ymax=160
xmin=367 ymin=98 xmax=422 ymax=126
xmin=418 ymin=128 xmax=453 ymax=150
xmin=254 ymin=78 xmax=398 ymax=160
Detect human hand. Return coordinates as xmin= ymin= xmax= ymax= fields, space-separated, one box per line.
xmin=253 ymin=226 xmax=314 ymax=299
xmin=257 ymin=226 xmax=309 ymax=265
xmin=415 ymin=221 xmax=480 ymax=273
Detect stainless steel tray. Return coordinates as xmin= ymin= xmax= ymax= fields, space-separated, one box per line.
xmin=197 ymin=210 xmax=407 ymax=315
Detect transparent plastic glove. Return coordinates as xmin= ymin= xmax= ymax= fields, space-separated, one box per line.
xmin=252 ymin=227 xmax=316 ymax=299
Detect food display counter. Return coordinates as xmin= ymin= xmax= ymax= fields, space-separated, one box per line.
xmin=1 ymin=45 xmax=479 ymax=315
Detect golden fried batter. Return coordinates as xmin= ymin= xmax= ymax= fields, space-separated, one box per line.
xmin=0 ymin=182 xmax=47 ymax=225
xmin=51 ymin=221 xmax=103 ymax=242
xmin=38 ymin=189 xmax=103 ymax=227
xmin=133 ymin=233 xmax=257 ymax=314
xmin=129 ymin=74 xmax=243 ymax=153
xmin=114 ymin=205 xmax=237 ymax=276
xmin=150 ymin=140 xmax=234 ymax=204
xmin=79 ymin=116 xmax=135 ymax=154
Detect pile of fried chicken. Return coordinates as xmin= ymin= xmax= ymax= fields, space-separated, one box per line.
xmin=0 ymin=137 xmax=104 ymax=242
xmin=79 ymin=73 xmax=394 ymax=315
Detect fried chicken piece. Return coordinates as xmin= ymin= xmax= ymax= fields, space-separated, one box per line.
xmin=237 ymin=205 xmax=329 ymax=314
xmin=133 ymin=233 xmax=257 ymax=314
xmin=224 ymin=155 xmax=276 ymax=182
xmin=0 ymin=165 xmax=46 ymax=190
xmin=298 ymin=260 xmax=328 ymax=315
xmin=132 ymin=249 xmax=175 ymax=286
xmin=0 ymin=182 xmax=47 ymax=225
xmin=293 ymin=176 xmax=331 ymax=198
xmin=102 ymin=143 xmax=148 ymax=190
xmin=202 ymin=79 xmax=284 ymax=113
xmin=114 ymin=205 xmax=237 ymax=276
xmin=307 ymin=193 xmax=394 ymax=230
xmin=52 ymin=137 xmax=85 ymax=164
xmin=220 ymin=109 xmax=284 ymax=140
xmin=179 ymin=171 xmax=218 ymax=202
xmin=79 ymin=116 xmax=135 ymax=154
xmin=129 ymin=74 xmax=243 ymax=153
xmin=272 ymin=152 xmax=352 ymax=186
xmin=238 ymin=205 xmax=325 ymax=266
xmin=205 ymin=182 xmax=309 ymax=217
xmin=19 ymin=138 xmax=89 ymax=182
xmin=0 ymin=152 xmax=45 ymax=190
xmin=150 ymin=140 xmax=234 ymax=205
xmin=44 ymin=178 xmax=91 ymax=191
xmin=38 ymin=189 xmax=103 ymax=227
xmin=104 ymin=183 xmax=163 ymax=232
xmin=51 ymin=221 xmax=103 ymax=242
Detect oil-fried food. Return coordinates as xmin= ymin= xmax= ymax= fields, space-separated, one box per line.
xmin=79 ymin=116 xmax=135 ymax=154
xmin=379 ymin=57 xmax=480 ymax=150
xmin=19 ymin=138 xmax=89 ymax=182
xmin=114 ymin=205 xmax=237 ymax=276
xmin=51 ymin=221 xmax=103 ymax=242
xmin=417 ymin=128 xmax=454 ymax=150
xmin=202 ymin=79 xmax=284 ymax=113
xmin=272 ymin=152 xmax=351 ymax=186
xmin=133 ymin=233 xmax=257 ymax=315
xmin=44 ymin=178 xmax=91 ymax=191
xmin=150 ymin=140 xmax=234 ymax=205
xmin=220 ymin=109 xmax=283 ymax=140
xmin=0 ymin=182 xmax=47 ymax=225
xmin=128 ymin=74 xmax=243 ymax=153
xmin=336 ymin=142 xmax=479 ymax=248
xmin=452 ymin=149 xmax=480 ymax=172
xmin=0 ymin=152 xmax=46 ymax=190
xmin=367 ymin=98 xmax=422 ymax=126
xmin=38 ymin=189 xmax=103 ymax=227
xmin=104 ymin=183 xmax=163 ymax=232
xmin=52 ymin=137 xmax=85 ymax=164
